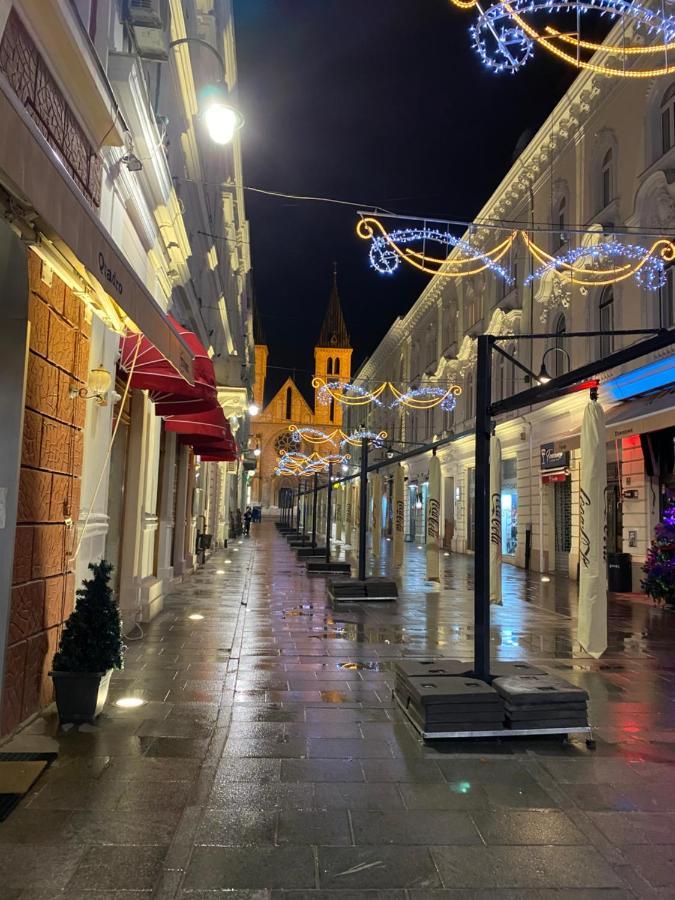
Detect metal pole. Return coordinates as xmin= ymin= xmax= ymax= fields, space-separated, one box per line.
xmin=311 ymin=473 xmax=318 ymax=547
xmin=325 ymin=462 xmax=333 ymax=564
xmin=358 ymin=437 xmax=369 ymax=582
xmin=474 ymin=335 xmax=492 ymax=682
xmin=296 ymin=483 xmax=301 ymax=531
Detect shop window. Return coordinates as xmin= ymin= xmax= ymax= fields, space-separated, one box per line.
xmin=660 ymin=265 xmax=675 ymax=328
xmin=501 ymin=457 xmax=518 ymax=556
xmin=599 ymin=287 xmax=614 ymax=358
xmin=661 ymin=82 xmax=675 ymax=155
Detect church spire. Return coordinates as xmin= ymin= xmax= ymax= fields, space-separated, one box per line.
xmin=317 ymin=264 xmax=350 ymax=349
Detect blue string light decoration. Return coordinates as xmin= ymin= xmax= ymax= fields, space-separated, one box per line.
xmin=390 ymin=386 xmax=459 ymax=413
xmin=339 ymin=430 xmax=386 ymax=449
xmin=316 ymin=380 xmax=385 ymax=408
xmin=462 ymin=0 xmax=675 ymax=76
xmin=526 ymin=239 xmax=675 ymax=290
xmin=365 ymin=225 xmax=514 ymax=283
xmin=290 ymin=426 xmax=336 ymax=445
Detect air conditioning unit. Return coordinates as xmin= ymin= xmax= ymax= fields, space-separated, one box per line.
xmin=128 ymin=0 xmax=163 ymax=29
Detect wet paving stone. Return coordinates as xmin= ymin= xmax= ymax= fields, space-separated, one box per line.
xmin=4 ymin=522 xmax=675 ymax=896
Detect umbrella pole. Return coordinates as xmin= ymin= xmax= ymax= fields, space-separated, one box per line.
xmin=358 ymin=437 xmax=369 ymax=582
xmin=474 ymin=334 xmax=492 ymax=682
xmin=326 ymin=462 xmax=333 ymax=564
xmin=311 ymin=473 xmax=318 ymax=548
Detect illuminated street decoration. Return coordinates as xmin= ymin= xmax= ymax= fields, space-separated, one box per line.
xmin=356 ymin=217 xmax=515 ymax=280
xmin=290 ymin=426 xmax=338 ymax=446
xmin=274 ymin=450 xmax=350 ymax=477
xmin=314 ymin=379 xmax=387 ymax=407
xmin=339 ymin=429 xmax=387 ymax=448
xmin=313 ymin=378 xmax=463 ymax=410
xmin=525 ymin=238 xmax=675 ymax=289
xmin=289 ymin=425 xmax=388 ymax=449
xmin=450 ymin=0 xmax=675 ymax=78
xmin=357 ymin=217 xmax=675 ymax=290
xmin=390 ymin=385 xmax=459 ymax=412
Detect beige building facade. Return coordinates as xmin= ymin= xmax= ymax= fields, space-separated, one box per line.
xmin=352 ymin=25 xmax=675 ymax=592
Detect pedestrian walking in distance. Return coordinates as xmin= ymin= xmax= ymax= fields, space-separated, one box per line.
xmin=244 ymin=506 xmax=253 ymax=537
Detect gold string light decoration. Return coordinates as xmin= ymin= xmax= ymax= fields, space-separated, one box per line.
xmin=357 ymin=216 xmax=675 ymax=289
xmin=312 ymin=378 xmax=463 ymax=410
xmin=288 ymin=425 xmax=389 ymax=447
xmin=448 ymin=0 xmax=675 ymax=79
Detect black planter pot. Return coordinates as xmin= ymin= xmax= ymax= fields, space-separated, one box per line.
xmin=49 ymin=669 xmax=113 ymax=724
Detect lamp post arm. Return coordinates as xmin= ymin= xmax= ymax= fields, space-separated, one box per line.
xmin=168 ymin=38 xmax=226 ymax=81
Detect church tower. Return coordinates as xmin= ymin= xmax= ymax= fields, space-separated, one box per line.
xmin=252 ymin=303 xmax=268 ymax=411
xmin=314 ymin=266 xmax=352 ymax=427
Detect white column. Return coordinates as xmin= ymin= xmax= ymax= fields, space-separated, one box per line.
xmin=156 ymin=431 xmax=177 ymax=586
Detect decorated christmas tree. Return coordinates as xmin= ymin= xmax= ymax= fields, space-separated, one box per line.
xmin=642 ymin=500 xmax=675 ymax=607
xmin=52 ymin=561 xmax=124 ymax=673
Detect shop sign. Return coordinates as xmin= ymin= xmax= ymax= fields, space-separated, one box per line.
xmin=541 ymin=470 xmax=569 ymax=484
xmin=540 ymin=442 xmax=570 ymax=470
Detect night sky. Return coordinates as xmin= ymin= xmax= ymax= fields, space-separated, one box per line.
xmin=233 ymin=0 xmax=575 ymax=402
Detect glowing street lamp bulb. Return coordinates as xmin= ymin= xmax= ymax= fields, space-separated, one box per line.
xmin=188 ymin=614 xmax=204 ymax=621
xmin=541 ymin=575 xmax=551 ymax=583
xmin=249 ymin=403 xmax=260 ymax=416
xmin=253 ymin=447 xmax=261 ymax=457
xmin=115 ymin=697 xmax=145 ymax=709
xmin=216 ymin=569 xmax=225 ymax=575
xmin=225 ymin=559 xmax=232 ymax=565
xmin=204 ymin=102 xmax=240 ymax=144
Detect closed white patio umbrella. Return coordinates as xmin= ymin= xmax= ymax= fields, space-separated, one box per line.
xmin=490 ymin=435 xmax=502 ymax=605
xmin=578 ymin=396 xmax=608 ymax=658
xmin=426 ymin=453 xmax=441 ymax=582
xmin=393 ymin=464 xmax=405 ymax=567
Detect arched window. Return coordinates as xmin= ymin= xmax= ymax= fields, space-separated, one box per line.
xmin=599 ymin=288 xmax=614 ymax=357
xmin=329 ymin=397 xmax=335 ymax=423
xmin=334 ymin=357 xmax=340 ymax=376
xmin=327 ymin=358 xmax=333 ymax=375
xmin=601 ymin=148 xmax=614 ymax=209
xmin=554 ymin=314 xmax=567 ymax=376
xmin=557 ymin=196 xmax=567 ymax=248
xmin=285 ymin=386 xmax=292 ymax=420
xmin=465 ymin=371 xmax=474 ymax=420
xmin=661 ymin=83 xmax=675 ymax=155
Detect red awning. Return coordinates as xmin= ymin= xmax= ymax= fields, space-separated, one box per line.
xmin=119 ymin=316 xmax=217 ymax=415
xmin=195 ymin=442 xmax=238 ymax=462
xmin=165 ymin=406 xmax=231 ymax=443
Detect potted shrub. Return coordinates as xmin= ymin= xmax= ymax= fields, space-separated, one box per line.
xmin=50 ymin=561 xmax=124 ymax=724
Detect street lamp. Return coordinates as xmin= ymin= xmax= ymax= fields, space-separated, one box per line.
xmin=248 ymin=403 xmax=260 ymax=417
xmin=169 ymin=38 xmax=244 ymax=145
xmin=253 ymin=446 xmax=261 ymax=458
xmin=537 ymin=347 xmax=571 ymax=384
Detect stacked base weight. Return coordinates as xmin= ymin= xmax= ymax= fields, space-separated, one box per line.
xmin=395 ymin=673 xmax=504 ymax=734
xmin=493 ymin=673 xmax=589 ymax=730
xmin=394 ymin=659 xmax=587 ymax=735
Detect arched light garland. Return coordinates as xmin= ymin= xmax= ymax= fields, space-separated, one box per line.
xmin=312 ymin=378 xmax=463 ymax=410
xmin=289 ymin=426 xmax=337 ymax=446
xmin=339 ymin=429 xmax=387 ymax=449
xmin=314 ymin=379 xmax=387 ymax=408
xmin=357 ymin=217 xmax=675 ymax=290
xmin=390 ymin=385 xmax=460 ymax=412
xmin=289 ymin=425 xmax=388 ymax=449
xmin=525 ymin=238 xmax=675 ymax=289
xmin=275 ymin=450 xmax=351 ymax=477
xmin=450 ymin=0 xmax=675 ymax=78
xmin=356 ymin=218 xmax=515 ymax=281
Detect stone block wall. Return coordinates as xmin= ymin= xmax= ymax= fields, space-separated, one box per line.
xmin=1 ymin=250 xmax=89 ymax=735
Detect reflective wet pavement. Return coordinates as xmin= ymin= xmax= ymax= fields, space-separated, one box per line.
xmin=2 ymin=520 xmax=675 ymax=898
